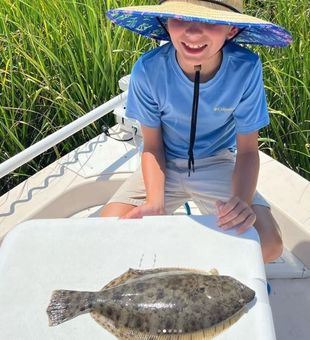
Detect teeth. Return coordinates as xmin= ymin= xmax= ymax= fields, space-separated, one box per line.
xmin=184 ymin=43 xmax=206 ymax=49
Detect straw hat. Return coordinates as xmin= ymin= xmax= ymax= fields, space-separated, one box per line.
xmin=106 ymin=0 xmax=292 ymax=47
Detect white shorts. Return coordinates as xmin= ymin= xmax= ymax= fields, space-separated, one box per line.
xmin=107 ymin=150 xmax=269 ymax=214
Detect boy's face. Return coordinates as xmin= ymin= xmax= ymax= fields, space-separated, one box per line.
xmin=167 ymin=19 xmax=238 ymax=74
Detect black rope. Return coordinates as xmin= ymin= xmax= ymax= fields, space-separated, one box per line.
xmin=188 ymin=65 xmax=201 ymax=176
xmin=102 ymin=124 xmax=135 ymax=142
xmin=156 ymin=17 xmax=170 ymax=39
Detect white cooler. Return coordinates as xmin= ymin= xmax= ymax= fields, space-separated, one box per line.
xmin=0 ymin=215 xmax=276 ymax=339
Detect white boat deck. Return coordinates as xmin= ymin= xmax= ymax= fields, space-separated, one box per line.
xmin=1 ymin=124 xmax=310 ymax=339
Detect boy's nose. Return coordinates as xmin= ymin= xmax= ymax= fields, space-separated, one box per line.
xmin=185 ymin=21 xmax=205 ymax=35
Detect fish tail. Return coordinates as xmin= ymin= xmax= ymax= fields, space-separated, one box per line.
xmin=47 ymin=290 xmax=95 ymax=326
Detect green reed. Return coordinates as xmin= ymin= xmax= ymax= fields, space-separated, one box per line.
xmin=246 ymin=0 xmax=310 ymax=178
xmin=0 ymin=0 xmax=155 ymax=193
xmin=0 ymin=0 xmax=309 ymax=195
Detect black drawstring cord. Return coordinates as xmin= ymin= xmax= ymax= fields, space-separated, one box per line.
xmin=186 ymin=29 xmax=245 ymax=177
xmin=156 ymin=17 xmax=170 ymax=39
xmin=188 ymin=64 xmax=201 ymax=176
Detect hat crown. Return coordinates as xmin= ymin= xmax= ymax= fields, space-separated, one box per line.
xmin=107 ymin=0 xmax=292 ymax=47
xmin=161 ymin=0 xmax=243 ymax=13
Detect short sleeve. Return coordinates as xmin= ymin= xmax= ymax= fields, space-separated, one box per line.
xmin=233 ymin=58 xmax=270 ymax=134
xmin=125 ymin=58 xmax=161 ymax=128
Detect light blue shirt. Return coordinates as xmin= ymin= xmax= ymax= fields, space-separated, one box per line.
xmin=126 ymin=42 xmax=269 ymax=160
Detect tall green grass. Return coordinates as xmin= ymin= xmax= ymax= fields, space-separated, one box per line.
xmin=0 ymin=0 xmax=309 ymax=195
xmin=0 ymin=0 xmax=155 ymax=193
xmin=246 ymin=0 xmax=310 ymax=177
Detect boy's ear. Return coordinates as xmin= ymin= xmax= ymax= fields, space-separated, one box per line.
xmin=227 ymin=26 xmax=240 ymax=39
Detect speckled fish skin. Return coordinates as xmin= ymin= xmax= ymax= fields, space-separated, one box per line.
xmin=47 ymin=268 xmax=255 ymax=338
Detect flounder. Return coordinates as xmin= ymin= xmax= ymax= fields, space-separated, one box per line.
xmin=47 ymin=267 xmax=255 ymax=339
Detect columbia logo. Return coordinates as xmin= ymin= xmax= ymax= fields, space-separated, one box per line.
xmin=213 ymin=107 xmax=234 ymax=112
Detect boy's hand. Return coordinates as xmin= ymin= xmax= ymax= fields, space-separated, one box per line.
xmin=121 ymin=203 xmax=166 ymax=219
xmin=216 ymin=197 xmax=256 ymax=234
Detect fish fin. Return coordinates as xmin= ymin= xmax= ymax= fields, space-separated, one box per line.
xmin=213 ymin=305 xmax=247 ymax=336
xmin=100 ymin=267 xmax=196 ymax=290
xmin=116 ymin=330 xmax=214 ymax=339
xmin=90 ymin=310 xmax=125 ymax=338
xmin=125 ymin=267 xmax=219 ymax=277
xmin=101 ymin=268 xmax=146 ymax=290
xmin=47 ymin=290 xmax=94 ymax=326
xmin=90 ymin=310 xmax=153 ymax=339
xmin=92 ymin=306 xmax=246 ymax=339
xmin=91 ymin=309 xmax=185 ymax=340
xmin=199 ymin=306 xmax=247 ymax=339
xmin=206 ymin=268 xmax=219 ymax=275
xmin=128 ymin=267 xmax=219 ymax=276
xmin=89 ymin=316 xmax=209 ymax=340
xmin=102 ymin=267 xmax=218 ymax=291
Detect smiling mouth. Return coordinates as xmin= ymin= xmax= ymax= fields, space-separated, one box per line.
xmin=182 ymin=42 xmax=207 ymax=54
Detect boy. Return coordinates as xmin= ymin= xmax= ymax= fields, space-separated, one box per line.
xmin=101 ymin=0 xmax=292 ymax=263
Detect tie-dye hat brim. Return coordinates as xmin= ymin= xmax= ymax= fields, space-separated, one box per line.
xmin=106 ymin=0 xmax=292 ymax=47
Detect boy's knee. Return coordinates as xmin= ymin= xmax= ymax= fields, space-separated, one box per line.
xmin=260 ymin=219 xmax=283 ymax=263
xmin=100 ymin=202 xmax=136 ymax=217
xmin=252 ymin=206 xmax=283 ymax=263
xmin=262 ymin=235 xmax=283 ymax=263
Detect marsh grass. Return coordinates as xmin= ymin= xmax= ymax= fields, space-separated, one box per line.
xmin=0 ymin=0 xmax=309 ymax=195
xmin=0 ymin=0 xmax=155 ymax=193
xmin=247 ymin=0 xmax=310 ymax=177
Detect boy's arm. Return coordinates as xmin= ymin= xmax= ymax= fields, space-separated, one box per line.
xmin=123 ymin=125 xmax=166 ymax=218
xmin=233 ymin=131 xmax=259 ymax=204
xmin=217 ymin=131 xmax=259 ymax=233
